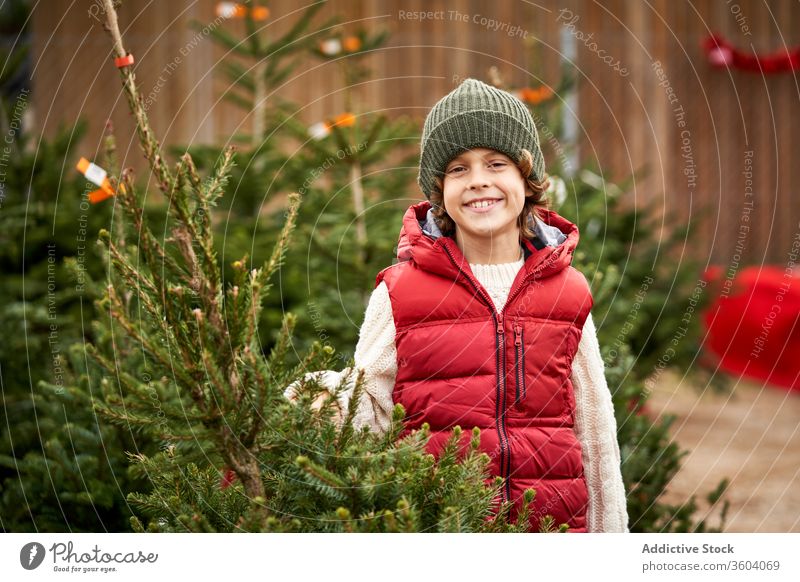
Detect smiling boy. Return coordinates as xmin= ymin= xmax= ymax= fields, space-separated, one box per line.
xmin=287 ymin=78 xmax=629 ymax=532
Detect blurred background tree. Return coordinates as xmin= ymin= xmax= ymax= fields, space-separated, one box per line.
xmin=0 ymin=0 xmax=140 ymax=531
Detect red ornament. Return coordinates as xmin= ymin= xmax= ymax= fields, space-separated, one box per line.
xmin=702 ymin=265 xmax=800 ymax=392
xmin=220 ymin=468 xmax=236 ymax=490
xmin=707 ymin=46 xmax=734 ymax=68
xmin=702 ymin=34 xmax=800 ymax=74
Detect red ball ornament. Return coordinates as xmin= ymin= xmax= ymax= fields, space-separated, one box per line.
xmin=708 ymin=45 xmax=734 ymax=68
xmin=220 ymin=468 xmax=236 ymax=490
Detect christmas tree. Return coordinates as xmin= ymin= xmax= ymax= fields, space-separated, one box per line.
xmin=183 ymin=0 xmax=335 ymax=218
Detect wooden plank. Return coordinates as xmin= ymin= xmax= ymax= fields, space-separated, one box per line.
xmin=625 ymin=0 xmax=648 ymax=203
xmin=687 ymin=0 xmax=716 ymax=265
xmin=772 ymin=0 xmax=799 ymax=264
xmin=713 ymin=0 xmax=733 ymax=266
xmin=576 ymin=0 xmax=605 ymax=179
xmin=603 ymin=0 xmax=628 ymax=185
xmin=748 ymin=1 xmax=773 ymax=263
xmin=671 ymin=0 xmax=690 ymax=231
xmin=647 ymin=0 xmax=671 ymax=219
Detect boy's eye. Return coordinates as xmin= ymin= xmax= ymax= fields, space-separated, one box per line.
xmin=447 ymin=162 xmax=505 ymax=173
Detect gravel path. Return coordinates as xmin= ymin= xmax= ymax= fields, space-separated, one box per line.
xmin=646 ymin=370 xmax=800 ymax=532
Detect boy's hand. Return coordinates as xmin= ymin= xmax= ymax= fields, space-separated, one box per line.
xmin=310 ymin=389 xmax=334 ymax=410
xmin=308 ymin=390 xmax=343 ymax=424
xmin=284 ymin=375 xmax=343 ymax=425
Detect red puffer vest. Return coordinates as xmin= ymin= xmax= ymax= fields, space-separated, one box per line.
xmin=376 ymin=201 xmax=594 ymax=532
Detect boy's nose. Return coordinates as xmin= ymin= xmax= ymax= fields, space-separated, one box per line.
xmin=467 ymin=169 xmax=491 ymax=190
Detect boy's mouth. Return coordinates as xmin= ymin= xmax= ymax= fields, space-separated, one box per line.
xmin=464 ymin=197 xmax=502 ymax=211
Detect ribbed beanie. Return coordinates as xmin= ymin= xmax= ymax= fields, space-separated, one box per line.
xmin=417 ymin=78 xmax=545 ymax=200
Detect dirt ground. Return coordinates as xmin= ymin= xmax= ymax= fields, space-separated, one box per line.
xmin=646 ymin=369 xmax=800 ymax=532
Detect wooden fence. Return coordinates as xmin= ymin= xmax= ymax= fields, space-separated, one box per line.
xmin=31 ymin=0 xmax=800 ymax=265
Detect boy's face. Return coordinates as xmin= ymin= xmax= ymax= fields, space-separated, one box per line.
xmin=442 ymin=147 xmax=527 ymax=246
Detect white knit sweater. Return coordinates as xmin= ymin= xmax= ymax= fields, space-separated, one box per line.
xmin=287 ymin=257 xmax=629 ymax=532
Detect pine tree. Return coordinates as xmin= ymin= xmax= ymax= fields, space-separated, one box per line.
xmin=163 ymin=3 xmax=339 ymax=375
xmin=81 ymin=0 xmax=557 ymax=533
xmin=604 ymin=344 xmax=729 ymax=532
xmin=183 ymin=0 xmax=336 ymax=219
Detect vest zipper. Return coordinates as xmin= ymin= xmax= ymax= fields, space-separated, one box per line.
xmin=442 ymin=242 xmax=512 ymax=503
xmin=514 ymin=324 xmax=525 ymax=407
xmin=434 ymin=237 xmax=564 ymax=507
xmin=520 ymin=326 xmax=527 ymax=401
xmin=495 ymin=311 xmax=511 ymax=502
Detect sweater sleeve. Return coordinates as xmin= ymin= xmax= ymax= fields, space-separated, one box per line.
xmin=571 ymin=312 xmax=630 ymax=533
xmin=345 ymin=281 xmax=397 ymax=434
xmin=283 ymin=282 xmax=397 ymax=435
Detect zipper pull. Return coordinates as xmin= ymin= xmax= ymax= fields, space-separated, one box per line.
xmin=496 ymin=314 xmax=504 ymax=334
xmin=514 ymin=325 xmax=522 ymax=346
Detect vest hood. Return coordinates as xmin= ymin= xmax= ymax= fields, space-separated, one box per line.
xmin=394 ymin=200 xmax=580 ymax=282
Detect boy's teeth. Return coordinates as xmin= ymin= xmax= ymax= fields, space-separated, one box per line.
xmin=468 ymin=200 xmax=497 ymax=208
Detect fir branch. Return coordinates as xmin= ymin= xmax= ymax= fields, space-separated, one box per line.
xmin=361 ymin=115 xmax=386 ymax=152
xmin=263 ymin=311 xmax=297 ymax=380
xmin=114 ymin=171 xmax=180 ymax=293
xmin=103 ymin=235 xmax=161 ymax=303
xmin=167 ymin=158 xmax=195 ymax=228
xmin=101 ymin=233 xmax=192 ymax=374
xmin=335 ymin=367 xmax=366 ymax=454
xmin=240 ymin=192 xmax=300 ymax=350
xmin=221 ymin=91 xmax=254 ymax=112
xmin=97 ymin=285 xmax=201 ymax=399
xmin=269 ymin=59 xmax=300 ymax=88
xmin=170 ymin=225 xmax=202 ymax=295
xmin=166 ymin=157 xmax=222 ymax=300
xmin=192 ymin=149 xmax=233 ymax=292
xmin=256 ymin=192 xmax=301 ymax=292
xmin=241 ymin=342 xmax=275 ymax=448
xmin=263 ymin=2 xmax=333 ymax=57
xmin=295 ymin=455 xmax=348 ymax=505
xmin=101 ymin=0 xmax=173 ymax=194
xmin=92 ymin=401 xmax=162 ymax=430
xmin=180 ymin=150 xmax=203 ymax=191
xmin=203 ymin=146 xmax=235 ymax=206
xmin=220 ymin=61 xmax=255 ymax=94
xmin=198 ymin=343 xmax=236 ymax=413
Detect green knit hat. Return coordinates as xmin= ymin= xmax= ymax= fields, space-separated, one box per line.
xmin=417 ymin=78 xmax=545 ymax=200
